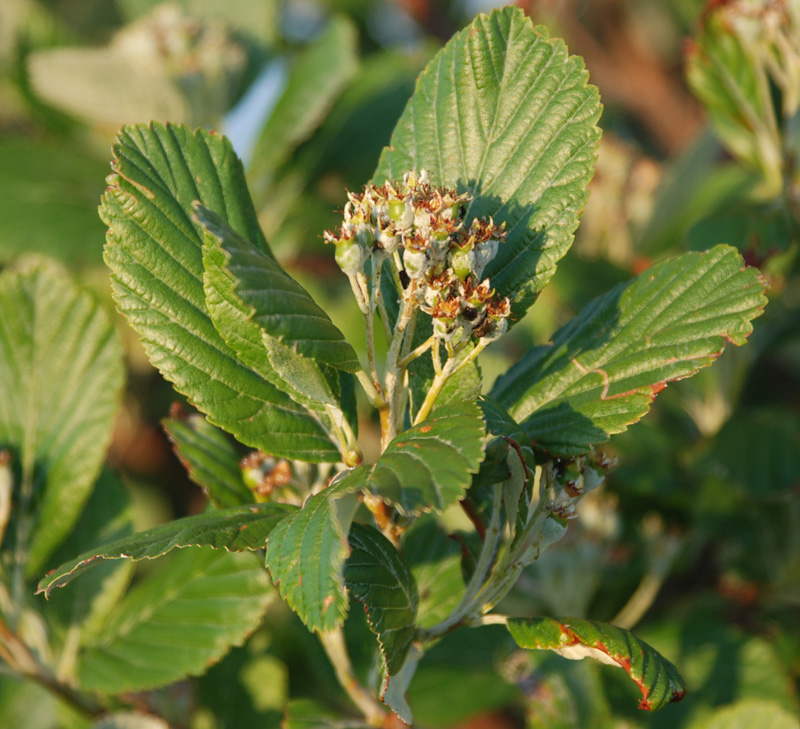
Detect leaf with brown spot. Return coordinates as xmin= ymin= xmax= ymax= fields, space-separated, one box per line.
xmin=265 ymin=467 xmax=367 ymax=632
xmin=508 ymin=617 xmax=686 ymax=711
xmin=367 ymin=402 xmax=485 ymax=515
xmin=492 ymin=245 xmax=767 ymax=455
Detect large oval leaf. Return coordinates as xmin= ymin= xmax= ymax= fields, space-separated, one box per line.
xmin=76 ymin=548 xmax=273 ymax=693
xmin=493 ymin=245 xmax=767 ymax=455
xmin=367 ymin=402 xmax=485 ymax=515
xmin=375 ymin=6 xmax=601 ymax=320
xmin=0 ymin=261 xmax=124 ymax=575
xmin=100 ymin=122 xmax=339 ymax=462
xmin=37 ymin=502 xmax=294 ymax=597
xmin=507 ymin=617 xmax=686 ymax=711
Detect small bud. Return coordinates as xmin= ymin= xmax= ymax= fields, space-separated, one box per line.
xmin=451 ymin=247 xmax=475 ymax=280
xmin=388 ymin=199 xmax=414 ymax=229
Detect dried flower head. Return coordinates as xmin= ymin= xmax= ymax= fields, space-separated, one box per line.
xmin=325 ymin=170 xmax=512 ymax=344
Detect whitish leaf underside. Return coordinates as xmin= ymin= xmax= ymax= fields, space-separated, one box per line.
xmin=508 ymin=617 xmax=686 ymax=711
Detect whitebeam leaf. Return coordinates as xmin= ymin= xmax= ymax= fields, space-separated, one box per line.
xmin=76 ymin=548 xmax=273 ymax=693
xmin=196 ymin=204 xmax=361 ymax=373
xmin=492 ymin=245 xmax=768 ymax=455
xmin=162 ymin=410 xmax=251 ymax=509
xmin=344 ymin=524 xmax=418 ymax=677
xmin=265 ymin=467 xmax=367 ymax=632
xmin=375 ymin=6 xmax=601 ymax=320
xmin=37 ymin=502 xmax=294 ymax=597
xmin=368 ymin=402 xmax=485 ymax=515
xmin=0 ymin=261 xmax=124 ymax=575
xmin=507 ymin=617 xmax=686 ymax=711
xmin=101 ymin=122 xmax=339 ymax=462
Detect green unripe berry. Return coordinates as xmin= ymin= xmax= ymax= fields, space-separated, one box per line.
xmin=335 ymin=238 xmax=367 ymax=275
xmin=451 ymin=248 xmax=475 ymax=280
xmin=388 ymin=199 xmax=405 ymax=221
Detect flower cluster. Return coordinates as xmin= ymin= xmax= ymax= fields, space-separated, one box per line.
xmin=325 ymin=170 xmax=511 ymax=345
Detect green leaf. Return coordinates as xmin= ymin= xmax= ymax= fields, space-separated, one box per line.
xmin=382 ymin=644 xmax=423 ymax=725
xmin=408 ymin=333 xmax=482 ymax=422
xmin=200 ymin=218 xmax=337 ymax=418
xmin=493 ymin=246 xmax=768 ymax=455
xmin=163 ymin=410 xmax=252 ymax=509
xmin=479 ymin=395 xmax=529 ymax=445
xmin=344 ymin=524 xmax=418 ymax=676
xmin=507 ymin=617 xmax=686 ymax=711
xmin=265 ymin=467 xmax=367 ymax=632
xmin=101 ymin=122 xmax=339 ymax=462
xmin=0 ymin=139 xmax=108 ymax=265
xmin=196 ymin=204 xmax=360 ymax=373
xmin=375 ymin=6 xmax=601 ymax=320
xmin=44 ymin=469 xmax=134 ymax=655
xmin=368 ymin=402 xmax=485 ymax=515
xmin=77 ymin=547 xmax=273 ymax=693
xmin=249 ymin=16 xmax=359 ymax=201
xmin=37 ymin=502 xmax=294 ymax=597
xmin=402 ymin=517 xmax=464 ymax=629
xmin=0 ymin=261 xmax=124 ymax=575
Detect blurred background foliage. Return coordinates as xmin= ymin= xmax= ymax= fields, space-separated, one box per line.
xmin=0 ymin=0 xmax=798 ymax=727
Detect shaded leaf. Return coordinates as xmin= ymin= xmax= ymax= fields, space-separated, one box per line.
xmin=0 ymin=261 xmax=124 ymax=575
xmin=408 ymin=626 xmax=518 ymax=727
xmin=375 ymin=6 xmax=601 ymax=320
xmin=402 ymin=517 xmax=464 ymax=629
xmin=44 ymin=469 xmax=134 ymax=653
xmin=0 ymin=140 xmax=107 ymax=264
xmin=345 ymin=524 xmax=418 ymax=676
xmin=163 ymin=410 xmax=251 ymax=509
xmin=38 ymin=502 xmax=294 ymax=596
xmin=101 ymin=122 xmax=339 ymax=462
xmin=77 ymin=548 xmax=273 ymax=693
xmin=265 ymin=467 xmax=367 ymax=632
xmin=367 ymin=402 xmax=485 ymax=515
xmin=507 ymin=617 xmax=686 ymax=711
xmin=382 ymin=644 xmax=423 ymax=725
xmin=698 ymin=408 xmax=800 ymax=499
xmin=479 ymin=395 xmax=529 ymax=444
xmin=493 ymin=246 xmax=767 ymax=455
xmin=197 ymin=204 xmax=360 ymax=372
